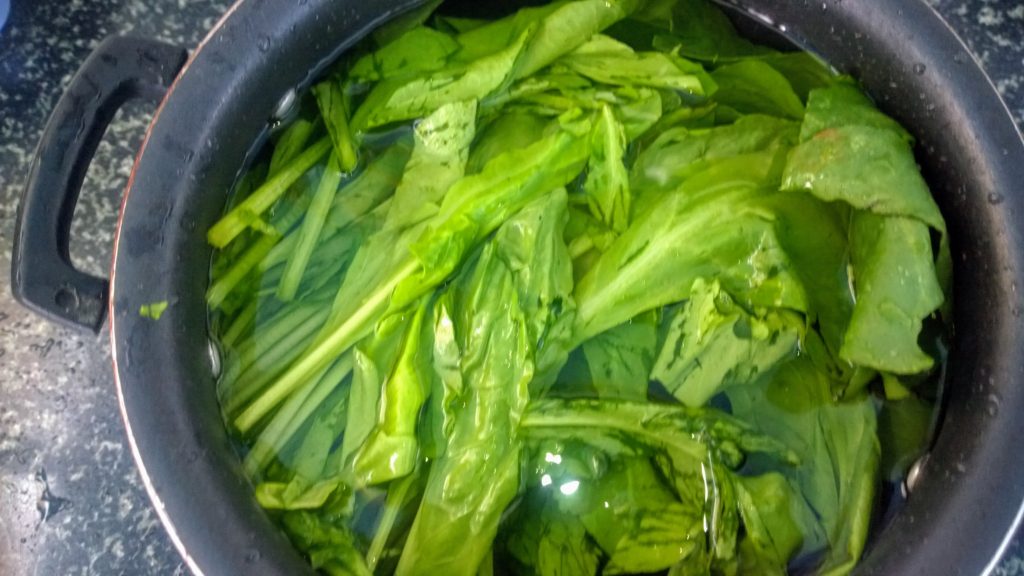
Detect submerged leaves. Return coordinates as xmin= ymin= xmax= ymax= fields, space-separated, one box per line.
xmin=207 ymin=1 xmax=949 ymax=575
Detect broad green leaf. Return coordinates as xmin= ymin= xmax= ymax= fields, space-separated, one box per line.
xmin=384 ymin=99 xmax=477 ymax=231
xmin=451 ymin=2 xmax=567 ymax=64
xmin=877 ymin=394 xmax=934 ymax=482
xmin=584 ymin=104 xmax=631 ymax=233
xmin=581 ymin=313 xmax=656 ymax=401
xmin=579 ymin=458 xmax=705 ymax=575
xmin=372 ymin=0 xmax=446 ymax=48
xmin=418 ymin=291 xmax=464 ymax=459
xmin=491 ymin=80 xmax=663 ymax=142
xmin=280 ymin=509 xmax=371 ymax=576
xmin=624 ymin=0 xmax=774 ymax=62
xmin=396 ymin=239 xmax=533 ymax=576
xmin=796 ymin=80 xmax=911 ymax=143
xmin=353 ymin=27 xmax=531 ymax=131
xmin=352 ymin=297 xmax=433 ymax=486
xmin=651 ymin=278 xmax=801 ymax=407
xmin=841 ymin=212 xmax=944 ymax=374
xmin=504 ymin=488 xmax=602 ymax=576
xmin=710 ymin=59 xmax=805 ymax=121
xmin=435 ymin=16 xmax=488 ymax=35
xmin=238 ymin=121 xmax=589 ymax=431
xmin=733 ymin=472 xmax=804 ymax=573
xmin=574 ymin=150 xmax=808 ymax=343
xmin=557 ymin=35 xmax=707 ymax=95
xmin=339 ymin=311 xmax=412 ymax=467
xmin=494 ymin=189 xmax=577 ymax=389
xmin=758 ymin=193 xmax=853 ymax=373
xmin=513 ymin=0 xmax=643 ymax=80
xmin=759 ymin=52 xmax=836 ymax=102
xmin=632 ymin=114 xmax=799 ymax=199
xmin=565 ymin=204 xmax=618 ymax=266
xmin=353 ymin=25 xmax=459 ymax=83
xmin=782 ymin=125 xmax=944 ymax=231
xmin=725 ymin=357 xmax=879 ymax=574
xmin=389 ymin=119 xmax=591 ymax=311
xmin=468 ymin=111 xmax=549 ymax=174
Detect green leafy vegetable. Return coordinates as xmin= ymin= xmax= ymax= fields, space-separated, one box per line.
xmin=396 ymin=240 xmax=533 ymax=576
xmin=651 ymin=278 xmax=801 ymax=407
xmin=583 ymin=104 xmax=631 ymax=233
xmin=138 ymin=300 xmax=169 ymax=320
xmin=208 ymin=137 xmax=332 ymax=248
xmin=581 ymin=312 xmax=656 ymax=401
xmin=574 ymin=150 xmax=809 ymax=342
xmin=208 ymin=3 xmax=950 ymax=575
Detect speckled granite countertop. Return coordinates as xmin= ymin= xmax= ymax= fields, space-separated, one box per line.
xmin=0 ymin=1 xmax=1021 ymax=575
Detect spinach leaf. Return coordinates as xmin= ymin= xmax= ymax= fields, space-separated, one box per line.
xmin=759 ymin=52 xmax=836 ymax=102
xmin=577 ymin=458 xmax=706 ymax=575
xmin=383 ymin=100 xmax=477 ymax=232
xmin=503 ymin=489 xmax=602 ymax=576
xmin=280 ymin=506 xmax=372 ymax=576
xmin=574 ymin=150 xmax=808 ymax=343
xmin=725 ymin=357 xmax=879 ymax=574
xmin=796 ymin=80 xmax=912 ymax=144
xmin=513 ymin=0 xmax=643 ymax=80
xmin=494 ymin=189 xmax=577 ymax=390
xmin=338 ymin=311 xmax=412 ymax=469
xmin=758 ymin=193 xmax=853 ymax=376
xmin=581 ymin=312 xmax=657 ymax=401
xmin=396 ymin=241 xmax=533 ymax=576
xmin=389 ymin=117 xmax=591 ymax=311
xmin=351 ymin=297 xmax=433 ymax=486
xmin=353 ymin=27 xmax=530 ymax=131
xmin=710 ymin=60 xmax=806 ymax=121
xmin=624 ymin=0 xmax=773 ymax=62
xmin=467 ymin=111 xmax=549 ymax=174
xmin=783 ymin=83 xmax=948 ymax=375
xmin=583 ymin=104 xmax=632 ymax=233
xmin=631 ymin=113 xmax=799 ymax=200
xmin=353 ymin=24 xmax=457 ymax=83
xmin=371 ymin=0 xmax=445 ymax=47
xmin=841 ymin=212 xmax=944 ymax=374
xmin=418 ymin=290 xmax=464 ymax=459
xmin=398 ymin=188 xmax=578 ymax=574
xmin=557 ymin=35 xmax=708 ymax=95
xmin=735 ymin=472 xmax=803 ymax=573
xmin=651 ymin=278 xmax=801 ymax=407
xmin=783 ymin=124 xmax=943 ymax=230
xmin=522 ymin=398 xmax=798 ymax=469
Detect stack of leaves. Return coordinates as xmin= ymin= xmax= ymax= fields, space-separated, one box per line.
xmin=205 ymin=0 xmax=950 ymax=574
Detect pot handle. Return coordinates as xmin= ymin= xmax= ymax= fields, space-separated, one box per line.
xmin=11 ymin=36 xmax=187 ymax=333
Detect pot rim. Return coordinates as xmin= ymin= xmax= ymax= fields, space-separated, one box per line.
xmin=108 ymin=1 xmax=247 ymax=573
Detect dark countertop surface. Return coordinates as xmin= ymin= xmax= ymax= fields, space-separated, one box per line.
xmin=0 ymin=1 xmax=1021 ymax=574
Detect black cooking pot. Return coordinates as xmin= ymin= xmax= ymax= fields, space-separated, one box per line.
xmin=11 ymin=0 xmax=1024 ymax=574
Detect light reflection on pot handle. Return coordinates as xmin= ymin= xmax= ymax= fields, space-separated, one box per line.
xmin=11 ymin=36 xmax=187 ymax=333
